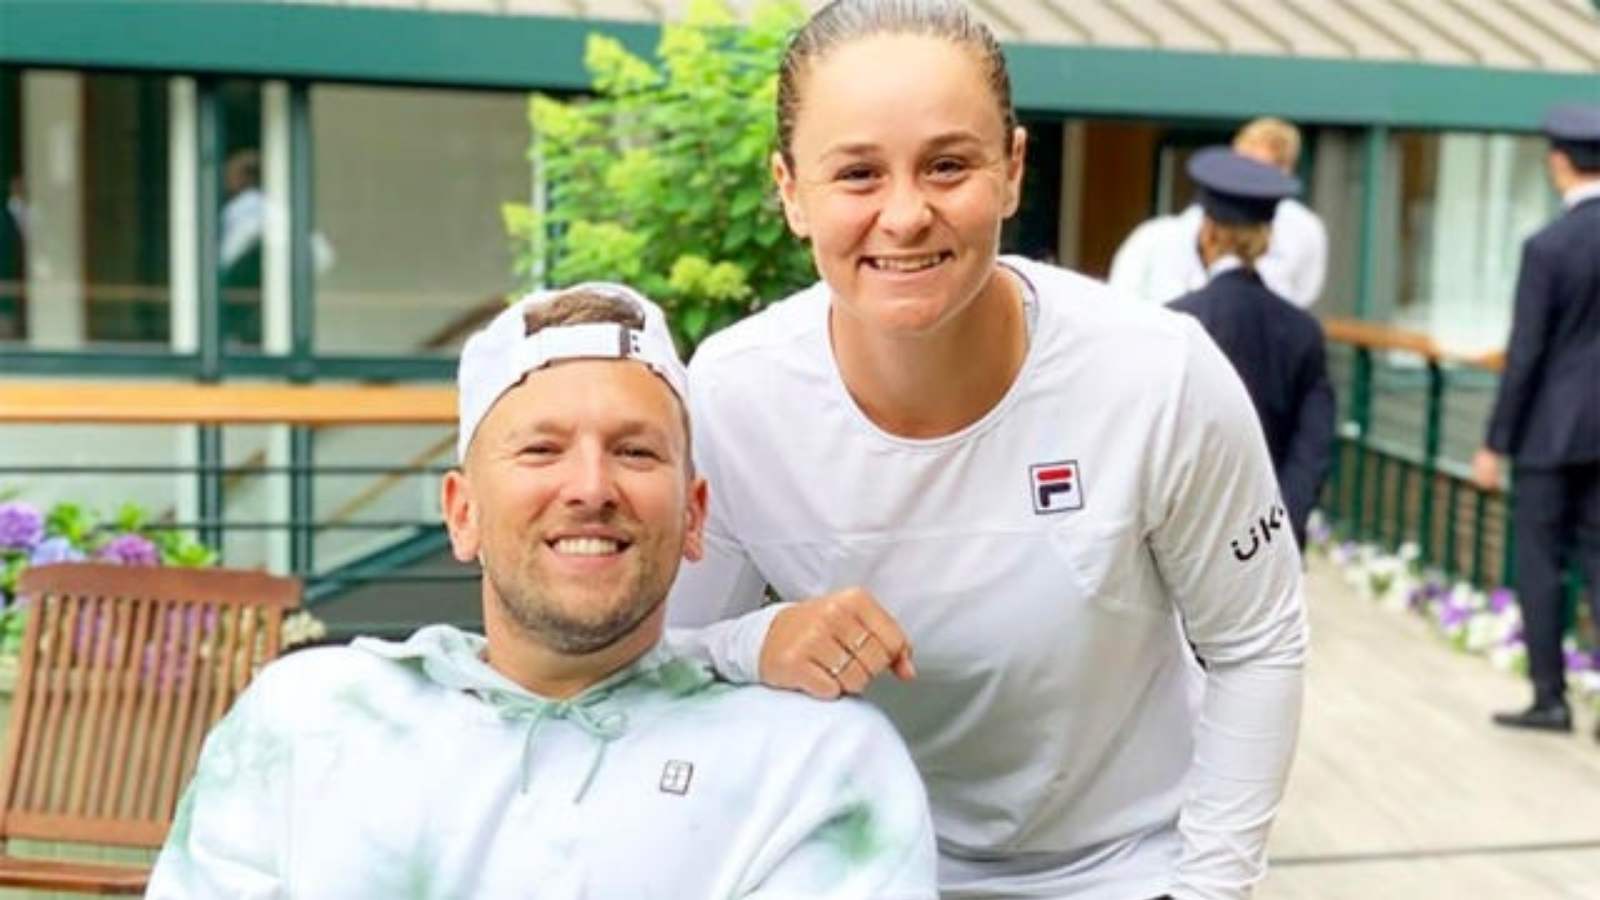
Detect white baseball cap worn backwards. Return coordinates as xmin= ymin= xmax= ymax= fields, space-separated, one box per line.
xmin=455 ymin=282 xmax=689 ymax=463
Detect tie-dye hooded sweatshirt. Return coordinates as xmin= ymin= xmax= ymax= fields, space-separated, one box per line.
xmin=148 ymin=625 xmax=936 ymax=900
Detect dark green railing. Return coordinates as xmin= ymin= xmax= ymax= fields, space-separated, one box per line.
xmin=1320 ymin=318 xmax=1522 ymax=590
xmin=0 ymin=381 xmax=473 ymax=637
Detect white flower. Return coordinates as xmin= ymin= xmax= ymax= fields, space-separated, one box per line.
xmin=1360 ymin=552 xmax=1412 ymax=610
xmin=1489 ymin=644 xmax=1526 ymax=673
xmin=282 ymin=611 xmax=329 ymax=649
xmin=1464 ymin=613 xmax=1500 ymax=652
xmin=1573 ymin=670 xmax=1600 ymax=696
xmin=1398 ymin=542 xmax=1421 ymax=563
xmin=1494 ymin=607 xmax=1522 ymax=642
xmin=1381 ymin=589 xmax=1411 ymax=614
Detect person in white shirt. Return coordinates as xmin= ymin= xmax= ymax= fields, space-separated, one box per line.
xmin=148 ymin=282 xmax=938 ymax=900
xmin=219 ymin=149 xmax=334 ymax=281
xmin=666 ymin=2 xmax=1308 ymax=898
xmin=1109 ymin=117 xmax=1328 ymax=309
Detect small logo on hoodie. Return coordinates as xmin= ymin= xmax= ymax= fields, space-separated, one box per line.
xmin=660 ymin=760 xmax=694 ymax=795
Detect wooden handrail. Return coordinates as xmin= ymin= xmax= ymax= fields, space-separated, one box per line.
xmin=0 ymin=317 xmax=1506 ymax=427
xmin=0 ymin=382 xmax=456 ymax=425
xmin=1320 ymin=317 xmax=1504 ymax=372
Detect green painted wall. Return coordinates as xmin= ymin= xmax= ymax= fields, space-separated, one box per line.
xmin=0 ymin=0 xmax=655 ymax=93
xmin=2 ymin=0 xmax=1597 ymax=132
xmin=1005 ymin=45 xmax=1600 ymax=131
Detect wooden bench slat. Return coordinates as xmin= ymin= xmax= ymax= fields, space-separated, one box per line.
xmin=84 ymin=603 xmax=133 ymax=819
xmin=24 ymin=598 xmax=70 ymax=812
xmin=134 ymin=602 xmax=180 ymax=821
xmin=179 ymin=607 xmax=221 ymax=802
xmin=155 ymin=607 xmax=206 ymax=819
xmin=0 ymin=854 xmax=148 ymax=894
xmin=103 ymin=601 xmax=153 ymax=822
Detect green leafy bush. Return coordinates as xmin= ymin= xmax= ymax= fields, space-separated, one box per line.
xmin=504 ymin=0 xmax=815 ymax=352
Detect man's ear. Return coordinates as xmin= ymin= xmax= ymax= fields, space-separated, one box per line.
xmin=772 ymin=151 xmax=809 ymax=238
xmin=441 ymin=468 xmax=481 ymax=564
xmin=1547 ymin=149 xmax=1575 ymax=189
xmin=682 ymin=475 xmax=710 ymax=563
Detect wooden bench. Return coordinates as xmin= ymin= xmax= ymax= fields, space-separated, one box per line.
xmin=0 ymin=563 xmax=300 ymax=894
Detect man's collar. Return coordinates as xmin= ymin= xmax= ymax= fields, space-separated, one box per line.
xmin=1207 ymin=254 xmax=1246 ymax=279
xmin=1563 ymin=179 xmax=1600 ymax=210
xmin=351 ymin=624 xmax=714 ymax=704
xmin=352 ymin=625 xmax=717 ymax=803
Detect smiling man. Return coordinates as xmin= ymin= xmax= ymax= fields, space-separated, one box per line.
xmin=148 ymin=283 xmax=936 ymax=900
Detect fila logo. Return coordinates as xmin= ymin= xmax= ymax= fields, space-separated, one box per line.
xmin=659 ymin=760 xmax=694 ymax=796
xmin=1030 ymin=460 xmax=1084 ymax=514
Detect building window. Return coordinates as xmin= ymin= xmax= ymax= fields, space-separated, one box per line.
xmin=311 ymin=85 xmax=532 ymax=358
xmin=1 ymin=69 xmax=173 ymax=349
xmin=218 ymin=79 xmax=265 ymax=351
xmin=1389 ymin=130 xmax=1555 ymax=351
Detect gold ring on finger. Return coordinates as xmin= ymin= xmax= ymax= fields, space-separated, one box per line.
xmin=828 ymin=656 xmax=851 ymax=678
xmin=851 ymin=632 xmax=871 ymax=651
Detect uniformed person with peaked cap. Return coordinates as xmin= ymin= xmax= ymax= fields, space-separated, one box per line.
xmin=1168 ymin=147 xmax=1336 ymax=549
xmin=1475 ymin=102 xmax=1600 ymax=738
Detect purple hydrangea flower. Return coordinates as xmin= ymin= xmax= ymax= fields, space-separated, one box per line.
xmin=1488 ymin=587 xmax=1515 ymax=614
xmin=29 ymin=536 xmax=86 ymax=566
xmin=0 ymin=502 xmax=44 ymax=551
xmin=1437 ymin=601 xmax=1472 ymax=630
xmin=97 ymin=533 xmax=160 ymax=567
xmin=1567 ymin=649 xmax=1599 ymax=673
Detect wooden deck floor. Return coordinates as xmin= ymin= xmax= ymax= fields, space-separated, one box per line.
xmin=1261 ymin=556 xmax=1600 ymax=899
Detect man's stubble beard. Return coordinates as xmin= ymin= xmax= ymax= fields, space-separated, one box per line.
xmin=487 ymin=544 xmax=675 ymax=656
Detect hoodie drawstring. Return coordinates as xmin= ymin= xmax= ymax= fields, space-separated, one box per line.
xmin=487 ymin=692 xmax=628 ymax=803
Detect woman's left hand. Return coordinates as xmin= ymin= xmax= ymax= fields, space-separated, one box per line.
xmin=759 ymin=586 xmax=916 ymax=699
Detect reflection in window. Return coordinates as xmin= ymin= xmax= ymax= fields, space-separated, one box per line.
xmin=219 ymin=80 xmax=264 ymax=350
xmin=1 ymin=71 xmax=20 ymax=342
xmin=1396 ymin=133 xmax=1438 ymax=321
xmin=312 ymin=85 xmax=531 ymax=357
xmin=1391 ymin=130 xmax=1555 ymax=351
xmin=0 ymin=69 xmax=173 ymax=349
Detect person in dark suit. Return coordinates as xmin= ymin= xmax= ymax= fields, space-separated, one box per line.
xmin=1475 ymin=103 xmax=1600 ymax=737
xmin=1168 ymin=147 xmax=1335 ymax=549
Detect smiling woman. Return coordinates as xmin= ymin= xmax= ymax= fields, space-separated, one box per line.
xmin=771 ymin=13 xmax=1027 ymax=436
xmin=665 ymin=2 xmax=1310 ymax=898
